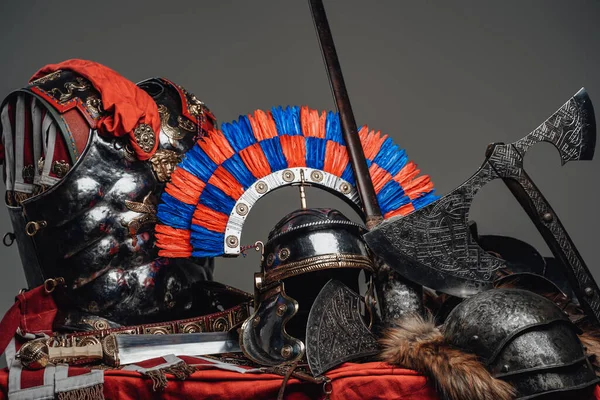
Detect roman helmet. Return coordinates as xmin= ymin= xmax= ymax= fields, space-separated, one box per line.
xmin=239 ymin=207 xmax=379 ymax=374
xmin=150 ymin=104 xmax=437 ymax=374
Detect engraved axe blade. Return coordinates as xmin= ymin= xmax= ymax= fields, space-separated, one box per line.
xmin=364 ymin=89 xmax=600 ymax=324
xmin=305 ymin=279 xmax=379 ymax=376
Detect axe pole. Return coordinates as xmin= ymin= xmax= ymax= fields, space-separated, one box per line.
xmin=308 ymin=0 xmax=383 ymax=228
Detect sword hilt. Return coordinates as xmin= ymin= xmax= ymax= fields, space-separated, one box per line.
xmin=16 ymin=337 xmax=104 ymax=370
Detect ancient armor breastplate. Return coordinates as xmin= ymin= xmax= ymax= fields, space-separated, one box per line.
xmin=1 ymin=69 xmax=229 ymax=330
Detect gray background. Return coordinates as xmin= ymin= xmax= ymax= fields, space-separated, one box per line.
xmin=1 ymin=1 xmax=599 ymax=328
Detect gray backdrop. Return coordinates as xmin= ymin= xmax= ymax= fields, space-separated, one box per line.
xmin=1 ymin=1 xmax=599 ymax=330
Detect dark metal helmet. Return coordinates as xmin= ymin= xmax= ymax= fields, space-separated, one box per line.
xmin=260 ymin=207 xmax=373 ymax=287
xmin=443 ymin=288 xmax=599 ymax=399
xmin=1 ymin=66 xmax=249 ymax=331
xmin=240 ymin=208 xmax=378 ymax=370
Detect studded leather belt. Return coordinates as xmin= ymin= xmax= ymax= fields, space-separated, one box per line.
xmin=54 ymin=302 xmax=251 ymax=346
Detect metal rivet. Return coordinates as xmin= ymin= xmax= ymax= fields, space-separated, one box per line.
xmin=282 ymin=170 xmax=295 ymax=182
xmin=471 ymin=335 xmax=479 ymax=341
xmin=310 ymin=170 xmax=323 ymax=182
xmin=281 ymin=345 xmax=293 ymax=359
xmin=339 ymin=182 xmax=351 ymax=194
xmin=266 ymin=253 xmax=276 ymax=267
xmin=542 ymin=212 xmax=553 ymax=222
xmin=226 ymin=235 xmax=239 ymax=248
xmin=255 ymin=181 xmax=268 ymax=194
xmin=276 ymin=304 xmax=287 ymax=317
xmin=236 ymin=203 xmax=249 ymax=216
xmin=25 ymin=221 xmax=47 ymax=237
xmin=501 ymin=364 xmax=510 ymax=373
xmin=585 ymin=287 xmax=594 ymax=297
xmin=278 ymin=248 xmax=290 ymax=261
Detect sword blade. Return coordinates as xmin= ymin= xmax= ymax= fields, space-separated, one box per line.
xmin=114 ymin=332 xmax=241 ymax=366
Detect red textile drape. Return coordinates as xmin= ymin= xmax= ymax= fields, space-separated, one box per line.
xmin=30 ymin=59 xmax=160 ymax=160
xmin=1 ymin=361 xmax=599 ymax=399
xmin=0 ymin=285 xmax=57 ymax=354
xmin=0 ymin=362 xmax=439 ymax=400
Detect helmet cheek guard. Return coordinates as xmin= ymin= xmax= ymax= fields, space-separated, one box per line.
xmin=240 ymin=282 xmax=305 ymax=365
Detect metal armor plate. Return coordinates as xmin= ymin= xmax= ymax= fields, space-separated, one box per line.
xmin=305 ymin=279 xmax=379 ymax=376
xmin=239 ymin=282 xmax=305 ymax=366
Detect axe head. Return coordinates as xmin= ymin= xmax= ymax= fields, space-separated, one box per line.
xmin=559 ymin=88 xmax=596 ymax=163
xmin=365 ymin=88 xmax=596 ymax=298
xmin=364 ymin=204 xmax=501 ymax=298
xmin=305 ymin=279 xmax=379 ymax=376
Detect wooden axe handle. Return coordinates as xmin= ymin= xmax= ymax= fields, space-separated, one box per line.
xmin=308 ymin=0 xmax=383 ymax=228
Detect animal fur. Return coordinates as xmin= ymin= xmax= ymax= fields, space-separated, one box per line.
xmin=379 ymin=314 xmax=515 ymax=400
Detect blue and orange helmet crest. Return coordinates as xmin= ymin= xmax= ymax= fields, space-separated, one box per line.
xmin=155 ymin=105 xmax=437 ymax=258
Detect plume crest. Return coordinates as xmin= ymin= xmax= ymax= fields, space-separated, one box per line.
xmin=156 ymin=105 xmax=437 ymax=258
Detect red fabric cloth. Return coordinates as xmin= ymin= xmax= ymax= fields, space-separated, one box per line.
xmin=30 ymin=59 xmax=160 ymax=160
xmin=0 ymin=362 xmax=438 ymax=400
xmin=0 ymin=355 xmax=598 ymax=399
xmin=1 ymin=361 xmax=599 ymax=400
xmin=102 ymin=363 xmax=438 ymax=400
xmin=0 ymin=285 xmax=57 ymax=354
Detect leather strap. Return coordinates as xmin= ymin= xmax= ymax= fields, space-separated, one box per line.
xmin=60 ymin=302 xmax=251 ymax=344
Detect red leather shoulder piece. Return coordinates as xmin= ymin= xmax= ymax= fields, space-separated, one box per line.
xmin=30 ymin=59 xmax=160 ymax=161
xmin=25 ymin=69 xmax=102 ymax=160
xmin=160 ymin=77 xmax=217 ymax=135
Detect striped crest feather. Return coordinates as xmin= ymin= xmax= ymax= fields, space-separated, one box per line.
xmin=156 ymin=105 xmax=437 ymax=258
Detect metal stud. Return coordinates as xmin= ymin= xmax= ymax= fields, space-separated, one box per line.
xmin=255 ymin=181 xmax=268 ymax=194
xmin=276 ymin=304 xmax=287 ymax=317
xmin=278 ymin=248 xmax=291 ymax=261
xmin=226 ymin=235 xmax=239 ymax=248
xmin=236 ymin=203 xmax=249 ymax=216
xmin=339 ymin=182 xmax=351 ymax=194
xmin=281 ymin=345 xmax=293 ymax=359
xmin=310 ymin=170 xmax=323 ymax=182
xmin=282 ymin=170 xmax=295 ymax=182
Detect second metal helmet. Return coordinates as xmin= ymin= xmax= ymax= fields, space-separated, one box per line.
xmin=443 ymin=288 xmax=599 ymax=399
